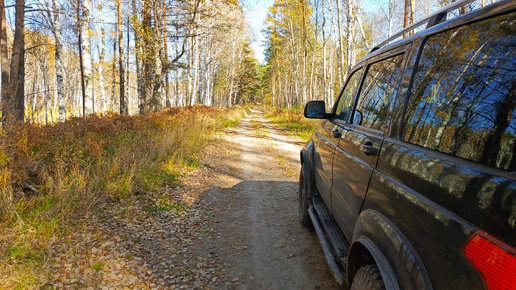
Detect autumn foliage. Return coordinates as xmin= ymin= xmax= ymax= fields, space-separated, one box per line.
xmin=0 ymin=105 xmax=244 ymax=224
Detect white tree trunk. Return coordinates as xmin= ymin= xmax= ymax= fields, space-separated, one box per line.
xmin=345 ymin=0 xmax=355 ymax=77
xmin=187 ymin=37 xmax=193 ymax=105
xmin=97 ymin=0 xmax=106 ymax=114
xmin=50 ymin=0 xmax=66 ymax=122
xmin=336 ymin=0 xmax=345 ymax=84
xmin=81 ymin=0 xmax=94 ymax=114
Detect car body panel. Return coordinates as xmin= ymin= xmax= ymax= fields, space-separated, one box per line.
xmin=332 ymin=124 xmax=382 ymax=239
xmin=313 ymin=120 xmax=338 ymax=208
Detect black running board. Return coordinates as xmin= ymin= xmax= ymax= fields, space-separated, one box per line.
xmin=308 ymin=205 xmax=346 ymax=286
xmin=312 ymin=196 xmax=349 ymax=265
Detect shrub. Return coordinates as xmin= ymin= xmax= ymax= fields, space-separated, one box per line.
xmin=0 ymin=105 xmax=245 ymax=288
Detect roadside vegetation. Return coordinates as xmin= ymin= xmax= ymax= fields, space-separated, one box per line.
xmin=265 ymin=107 xmax=320 ymax=141
xmin=0 ymin=105 xmax=246 ymax=288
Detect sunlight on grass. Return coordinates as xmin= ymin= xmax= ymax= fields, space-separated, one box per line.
xmin=264 ymin=106 xmax=320 ymax=141
xmin=0 ymin=105 xmax=247 ymax=288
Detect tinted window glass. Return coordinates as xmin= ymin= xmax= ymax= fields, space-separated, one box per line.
xmin=355 ymin=54 xmax=404 ymax=131
xmin=403 ymin=13 xmax=516 ymax=170
xmin=335 ymin=69 xmax=363 ymax=122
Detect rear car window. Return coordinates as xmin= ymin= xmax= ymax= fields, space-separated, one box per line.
xmin=402 ymin=13 xmax=516 ymax=171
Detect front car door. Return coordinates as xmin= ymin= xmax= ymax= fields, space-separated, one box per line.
xmin=313 ymin=69 xmax=365 ymax=208
xmin=331 ymin=47 xmax=409 ymax=238
xmin=312 ymin=120 xmax=340 ymax=205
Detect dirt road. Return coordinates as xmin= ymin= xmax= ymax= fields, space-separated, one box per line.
xmin=34 ymin=109 xmax=339 ymax=289
xmin=199 ymin=109 xmax=340 ymax=289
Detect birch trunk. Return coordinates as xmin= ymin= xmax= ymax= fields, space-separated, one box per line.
xmin=335 ymin=0 xmax=345 ymax=85
xmin=186 ymin=38 xmax=193 ymax=106
xmin=49 ymin=0 xmax=66 ymax=122
xmin=126 ymin=17 xmax=131 ymax=113
xmin=30 ymin=69 xmax=37 ymax=119
xmin=133 ymin=0 xmax=142 ymax=111
xmin=190 ymin=37 xmax=200 ymax=106
xmin=117 ymin=0 xmax=126 ymax=114
xmin=112 ymin=26 xmax=117 ymax=110
xmin=81 ymin=0 xmax=94 ymax=114
xmin=345 ymin=0 xmax=355 ymax=77
xmin=97 ymin=0 xmax=107 ymax=113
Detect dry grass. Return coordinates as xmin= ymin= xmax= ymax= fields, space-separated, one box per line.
xmin=0 ymin=105 xmax=246 ymax=289
xmin=264 ymin=106 xmax=320 ymax=141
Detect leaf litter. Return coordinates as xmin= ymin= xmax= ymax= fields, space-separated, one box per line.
xmin=30 ymin=109 xmax=339 ymax=290
xmin=35 ymin=141 xmax=239 ymax=289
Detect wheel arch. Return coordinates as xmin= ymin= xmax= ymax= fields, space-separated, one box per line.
xmin=347 ymin=209 xmax=432 ymax=290
xmin=347 ymin=237 xmax=399 ymax=290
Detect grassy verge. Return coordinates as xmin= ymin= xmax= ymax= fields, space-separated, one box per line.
xmin=0 ymin=105 xmax=246 ymax=288
xmin=264 ymin=106 xmax=320 ymax=141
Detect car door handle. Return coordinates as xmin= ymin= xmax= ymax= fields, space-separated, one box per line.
xmin=361 ymin=141 xmax=379 ymax=156
xmin=332 ymin=130 xmax=342 ymax=138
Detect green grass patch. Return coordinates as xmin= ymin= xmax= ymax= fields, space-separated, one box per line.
xmin=91 ymin=262 xmax=106 ymax=272
xmin=143 ymin=200 xmax=190 ymax=217
xmin=264 ymin=106 xmax=320 ymax=141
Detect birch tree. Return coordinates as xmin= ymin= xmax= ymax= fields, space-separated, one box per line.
xmin=80 ymin=0 xmax=94 ymax=114
xmin=117 ymin=0 xmax=126 ymax=114
xmin=96 ymin=0 xmax=107 ymax=113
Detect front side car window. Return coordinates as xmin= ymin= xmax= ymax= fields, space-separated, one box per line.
xmin=354 ymin=54 xmax=404 ymax=131
xmin=335 ymin=69 xmax=363 ymax=122
xmin=403 ymin=13 xmax=516 ymax=171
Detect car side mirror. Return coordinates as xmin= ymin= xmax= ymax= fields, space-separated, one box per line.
xmin=304 ymin=101 xmax=330 ymax=119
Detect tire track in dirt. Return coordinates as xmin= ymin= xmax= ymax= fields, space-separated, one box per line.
xmin=199 ymin=109 xmax=340 ymax=289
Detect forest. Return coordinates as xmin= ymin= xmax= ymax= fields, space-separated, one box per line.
xmin=0 ymin=0 xmax=497 ymax=124
xmin=0 ymin=0 xmax=504 ymax=287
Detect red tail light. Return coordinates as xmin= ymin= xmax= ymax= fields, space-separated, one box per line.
xmin=463 ymin=231 xmax=516 ymax=290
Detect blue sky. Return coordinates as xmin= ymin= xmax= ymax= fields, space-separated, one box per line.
xmin=244 ymin=0 xmax=275 ymax=64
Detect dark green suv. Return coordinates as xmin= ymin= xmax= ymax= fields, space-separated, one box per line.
xmin=299 ymin=0 xmax=516 ymax=289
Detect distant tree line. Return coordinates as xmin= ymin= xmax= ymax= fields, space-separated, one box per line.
xmin=0 ymin=0 xmax=498 ymax=124
xmin=0 ymin=0 xmax=261 ymax=124
xmin=261 ymin=0 xmax=497 ymax=110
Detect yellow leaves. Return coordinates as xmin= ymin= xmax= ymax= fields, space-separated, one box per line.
xmin=0 ymin=151 xmax=10 ymax=167
xmin=221 ymin=0 xmax=238 ymax=6
xmin=269 ymin=5 xmax=278 ymax=15
xmin=0 ymin=167 xmax=11 ymax=187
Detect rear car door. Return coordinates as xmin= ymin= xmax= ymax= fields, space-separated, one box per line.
xmin=331 ymin=47 xmax=409 ymax=238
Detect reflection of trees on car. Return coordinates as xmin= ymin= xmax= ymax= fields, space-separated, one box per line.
xmin=403 ymin=13 xmax=516 ymax=171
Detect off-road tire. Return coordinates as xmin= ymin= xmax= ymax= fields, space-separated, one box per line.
xmin=298 ymin=168 xmax=313 ymax=228
xmin=350 ymin=265 xmax=385 ymax=290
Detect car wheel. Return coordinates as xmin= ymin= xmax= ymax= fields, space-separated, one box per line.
xmin=350 ymin=265 xmax=385 ymax=290
xmin=298 ymin=167 xmax=312 ymax=228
